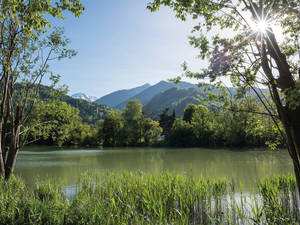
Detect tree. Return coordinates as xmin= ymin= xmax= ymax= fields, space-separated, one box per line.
xmin=159 ymin=107 xmax=176 ymax=136
xmin=25 ymin=100 xmax=85 ymax=147
xmin=0 ymin=0 xmax=84 ymax=179
xmin=183 ymin=104 xmax=198 ymax=123
xmin=121 ymin=100 xmax=144 ymax=146
xmin=210 ymin=97 xmax=280 ymax=146
xmin=143 ymin=118 xmax=163 ymax=145
xmin=167 ymin=118 xmax=197 ymax=147
xmin=191 ymin=105 xmax=214 ymax=146
xmin=102 ymin=110 xmax=123 ymax=147
xmin=148 ymin=1 xmax=300 ymax=192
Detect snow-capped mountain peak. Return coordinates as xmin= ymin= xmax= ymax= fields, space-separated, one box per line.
xmin=71 ymin=93 xmax=97 ymax=102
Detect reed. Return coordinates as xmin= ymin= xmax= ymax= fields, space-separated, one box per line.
xmin=0 ymin=172 xmax=299 ymax=225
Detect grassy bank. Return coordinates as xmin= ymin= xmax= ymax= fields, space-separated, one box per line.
xmin=0 ymin=172 xmax=299 ymax=225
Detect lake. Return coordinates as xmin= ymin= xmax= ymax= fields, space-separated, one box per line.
xmin=15 ymin=146 xmax=293 ymax=190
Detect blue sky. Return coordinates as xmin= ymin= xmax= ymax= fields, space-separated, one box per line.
xmin=50 ymin=1 xmax=205 ymax=98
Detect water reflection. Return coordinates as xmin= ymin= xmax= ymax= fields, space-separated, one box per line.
xmin=15 ymin=147 xmax=293 ymax=190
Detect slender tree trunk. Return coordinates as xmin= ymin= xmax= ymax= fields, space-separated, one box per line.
xmin=0 ymin=74 xmax=10 ymax=178
xmin=4 ymin=147 xmax=19 ymax=180
xmin=0 ymin=135 xmax=5 ymax=177
xmin=5 ymin=126 xmax=20 ymax=180
xmin=4 ymin=102 xmax=21 ymax=180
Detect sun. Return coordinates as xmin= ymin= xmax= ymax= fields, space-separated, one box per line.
xmin=247 ymin=17 xmax=271 ymax=35
xmin=246 ymin=15 xmax=284 ymax=43
xmin=255 ymin=20 xmax=269 ymax=34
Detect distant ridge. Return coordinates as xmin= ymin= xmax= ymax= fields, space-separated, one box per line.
xmin=95 ymin=83 xmax=151 ymax=108
xmin=115 ymin=81 xmax=196 ymax=109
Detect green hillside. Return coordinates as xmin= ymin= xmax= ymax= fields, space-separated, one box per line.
xmin=143 ymin=87 xmax=203 ymax=118
xmin=37 ymin=85 xmax=110 ymax=124
xmin=61 ymin=96 xmax=110 ymax=124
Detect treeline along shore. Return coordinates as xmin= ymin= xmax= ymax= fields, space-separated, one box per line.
xmin=23 ymin=95 xmax=282 ymax=149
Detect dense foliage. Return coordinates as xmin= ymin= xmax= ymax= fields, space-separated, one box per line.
xmin=167 ymin=101 xmax=282 ymax=147
xmin=25 ymin=97 xmax=283 ymax=148
xmin=99 ymin=100 xmax=163 ymax=147
xmin=0 ymin=172 xmax=298 ymax=225
xmin=24 ymin=101 xmax=98 ymax=147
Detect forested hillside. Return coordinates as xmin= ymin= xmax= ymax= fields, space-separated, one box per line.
xmin=144 ymin=87 xmax=203 ymax=118
xmin=62 ymin=97 xmax=110 ymax=124
xmin=37 ymin=85 xmax=110 ymax=124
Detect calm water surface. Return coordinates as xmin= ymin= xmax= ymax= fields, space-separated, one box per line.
xmin=15 ymin=147 xmax=293 ymax=189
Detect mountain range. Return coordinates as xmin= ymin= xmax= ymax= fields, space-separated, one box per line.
xmin=71 ymin=80 xmax=203 ymax=118
xmin=94 ymin=83 xmax=151 ymax=107
xmin=114 ymin=81 xmax=196 ymax=109
xmin=72 ymin=81 xmax=201 ymax=114
xmin=70 ymin=80 xmax=260 ymax=121
xmin=70 ymin=81 xmax=240 ymax=119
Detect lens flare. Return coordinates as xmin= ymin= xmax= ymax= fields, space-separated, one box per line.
xmin=255 ymin=20 xmax=269 ymax=33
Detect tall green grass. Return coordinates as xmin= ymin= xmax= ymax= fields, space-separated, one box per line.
xmin=0 ymin=172 xmax=299 ymax=225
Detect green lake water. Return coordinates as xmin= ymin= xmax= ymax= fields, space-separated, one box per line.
xmin=15 ymin=147 xmax=293 ymax=190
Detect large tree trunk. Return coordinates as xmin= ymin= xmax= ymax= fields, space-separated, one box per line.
xmin=290 ymin=110 xmax=300 ymax=157
xmin=272 ymin=94 xmax=300 ymax=198
xmin=286 ymin=125 xmax=300 ymax=198
xmin=292 ymin=159 xmax=300 ymax=201
xmin=257 ymin=23 xmax=300 ymax=197
xmin=287 ymin=108 xmax=300 ymax=197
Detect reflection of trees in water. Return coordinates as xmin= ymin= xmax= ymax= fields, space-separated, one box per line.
xmin=157 ymin=148 xmax=293 ymax=189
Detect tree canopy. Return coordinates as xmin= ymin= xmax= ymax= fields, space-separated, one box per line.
xmin=148 ymin=0 xmax=300 ymax=192
xmin=0 ymin=0 xmax=84 ymax=179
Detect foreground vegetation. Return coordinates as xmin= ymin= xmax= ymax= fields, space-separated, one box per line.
xmin=1 ymin=172 xmax=299 ymax=225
